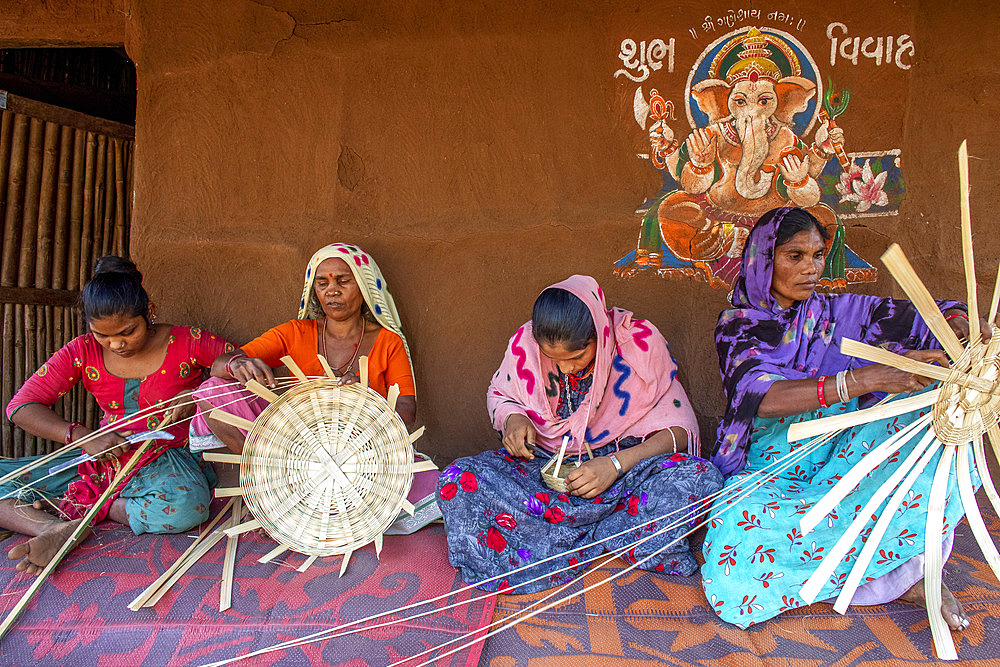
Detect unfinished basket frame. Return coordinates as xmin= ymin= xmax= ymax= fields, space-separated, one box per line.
xmin=786 ymin=141 xmax=1000 ymax=661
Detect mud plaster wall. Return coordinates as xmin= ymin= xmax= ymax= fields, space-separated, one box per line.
xmin=5 ymin=0 xmax=1000 ymax=462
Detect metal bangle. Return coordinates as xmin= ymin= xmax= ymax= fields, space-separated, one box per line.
xmin=608 ymin=453 xmax=624 ymax=479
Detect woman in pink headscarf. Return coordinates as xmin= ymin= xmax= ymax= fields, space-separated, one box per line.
xmin=436 ymin=275 xmax=723 ymax=592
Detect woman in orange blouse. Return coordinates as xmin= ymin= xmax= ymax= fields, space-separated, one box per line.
xmin=190 ymin=243 xmax=416 ymax=453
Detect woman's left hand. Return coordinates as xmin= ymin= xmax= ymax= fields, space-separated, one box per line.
xmin=338 ymin=371 xmax=359 ymax=386
xmin=945 ymin=310 xmax=991 ymax=343
xmin=565 ymin=457 xmax=618 ymax=499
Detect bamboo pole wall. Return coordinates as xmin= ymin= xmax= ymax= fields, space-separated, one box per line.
xmin=0 ymin=95 xmax=134 ymax=459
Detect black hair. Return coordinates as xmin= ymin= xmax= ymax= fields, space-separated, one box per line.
xmin=531 ymin=288 xmax=595 ymax=351
xmin=81 ymin=256 xmax=150 ymax=322
xmin=774 ymin=207 xmax=830 ymax=247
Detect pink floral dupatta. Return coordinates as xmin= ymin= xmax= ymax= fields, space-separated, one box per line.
xmin=487 ymin=275 xmax=700 ymax=457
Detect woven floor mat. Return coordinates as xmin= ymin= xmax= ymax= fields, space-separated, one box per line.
xmin=479 ymin=513 xmax=1000 ymax=666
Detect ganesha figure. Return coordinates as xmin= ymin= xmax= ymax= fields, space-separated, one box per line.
xmin=626 ymin=28 xmax=866 ymax=288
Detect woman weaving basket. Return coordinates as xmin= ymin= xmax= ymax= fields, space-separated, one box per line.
xmin=2 ymin=257 xmax=233 ymax=574
xmin=702 ymin=207 xmax=979 ymax=631
xmin=191 ymin=243 xmax=416 ymax=452
xmin=437 ymin=275 xmax=724 ymax=593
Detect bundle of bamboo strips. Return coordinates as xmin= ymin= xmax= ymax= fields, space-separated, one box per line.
xmin=0 ymin=94 xmax=134 ymax=458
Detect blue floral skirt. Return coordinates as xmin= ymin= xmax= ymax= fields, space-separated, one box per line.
xmin=437 ymin=443 xmax=724 ymax=593
xmin=702 ymin=388 xmax=980 ymax=627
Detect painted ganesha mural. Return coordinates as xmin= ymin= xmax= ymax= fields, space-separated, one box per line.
xmin=615 ymin=25 xmax=905 ymax=289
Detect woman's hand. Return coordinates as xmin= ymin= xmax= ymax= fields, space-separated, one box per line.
xmin=502 ymin=413 xmax=537 ymax=459
xmin=337 ymin=371 xmax=358 ymax=386
xmin=228 ymin=356 xmax=277 ymax=388
xmin=81 ymin=430 xmax=131 ymax=461
xmin=944 ymin=310 xmax=991 ymax=343
xmin=565 ymin=457 xmax=618 ymax=499
xmin=855 ymin=349 xmax=950 ymax=394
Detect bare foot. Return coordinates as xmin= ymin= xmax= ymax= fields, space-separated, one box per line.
xmin=6 ymin=519 xmax=89 ymax=576
xmin=900 ymin=579 xmax=970 ymax=631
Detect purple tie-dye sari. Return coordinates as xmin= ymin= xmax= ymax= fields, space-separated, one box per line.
xmin=711 ymin=207 xmax=965 ymax=477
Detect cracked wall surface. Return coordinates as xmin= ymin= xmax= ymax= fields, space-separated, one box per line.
xmin=3 ymin=0 xmax=1000 ymax=461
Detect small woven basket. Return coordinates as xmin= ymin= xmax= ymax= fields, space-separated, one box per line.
xmin=540 ymin=455 xmax=580 ymax=493
xmin=240 ymin=378 xmax=413 ymax=557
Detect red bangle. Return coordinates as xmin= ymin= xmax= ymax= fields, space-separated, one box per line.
xmin=817 ymin=376 xmax=830 ymax=409
xmin=945 ymin=313 xmax=969 ymax=322
xmin=65 ymin=421 xmax=85 ymax=445
xmin=225 ymin=353 xmax=247 ymax=377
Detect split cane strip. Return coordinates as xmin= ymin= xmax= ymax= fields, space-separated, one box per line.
xmin=0 ymin=418 xmax=172 ymax=640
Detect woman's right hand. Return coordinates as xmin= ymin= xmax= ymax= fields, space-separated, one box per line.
xmin=81 ymin=430 xmax=130 ymax=461
xmin=502 ymin=413 xmax=537 ymax=459
xmin=228 ymin=356 xmax=277 ymax=388
xmin=855 ymin=349 xmax=950 ymax=394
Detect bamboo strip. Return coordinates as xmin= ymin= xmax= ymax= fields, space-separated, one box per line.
xmin=91 ymin=134 xmax=106 ymax=262
xmin=360 ymin=356 xmax=369 ymax=388
xmin=400 ymin=498 xmax=415 ymax=516
xmin=296 ymin=554 xmax=318 ymax=573
xmin=800 ymin=428 xmax=934 ymax=603
xmin=976 ymin=432 xmax=1000 ymax=518
xmin=78 ymin=132 xmax=95 ymax=286
xmin=0 ymin=111 xmax=14 ymax=283
xmin=1 ymin=303 xmax=14 ymax=456
xmin=955 ymin=442 xmax=1000 ymax=581
xmin=833 ymin=435 xmax=941 ymax=614
xmin=220 ymin=498 xmax=243 ymax=612
xmin=127 ymin=498 xmax=236 ymax=610
xmin=245 ymin=380 xmax=278 ymax=403
xmin=279 ymin=355 xmax=308 ymax=383
xmin=51 ymin=126 xmax=72 ymax=290
xmin=317 ymin=354 xmax=337 ymax=379
xmin=788 ymin=389 xmax=939 ymax=443
xmin=23 ymin=306 xmax=37 ymax=455
xmin=202 ymin=452 xmax=243 ymax=465
xmin=13 ymin=305 xmax=24 ymax=455
xmin=410 ymin=457 xmax=436 ymax=473
xmin=34 ymin=122 xmax=59 ymax=289
xmin=958 ymin=141 xmax=980 ymax=343
xmin=374 ymin=533 xmax=383 ymax=557
xmin=923 ymin=445 xmax=957 ymax=660
xmin=223 ymin=519 xmax=261 ymax=537
xmin=143 ymin=528 xmax=230 ymax=608
xmin=881 ymin=244 xmax=965 ymax=360
xmin=101 ymin=137 xmax=114 ymax=256
xmin=257 ymin=544 xmax=288 ymax=564
xmin=408 ymin=426 xmax=426 ymax=444
xmin=0 ymin=427 xmax=163 ymax=640
xmin=799 ymin=412 xmax=932 ymax=536
xmin=214 ymin=487 xmax=244 ymax=498
xmin=990 ymin=264 xmax=1000 ymax=326
xmin=841 ymin=338 xmax=988 ymax=391
xmin=112 ymin=139 xmax=126 ymax=257
xmin=338 ymin=550 xmax=352 ymax=577
xmin=1 ymin=114 xmax=29 ymax=287
xmin=209 ymin=409 xmax=256 ymax=433
xmin=66 ymin=129 xmax=84 ymax=290
xmin=17 ymin=117 xmax=45 ymax=288
xmin=386 ymin=383 xmax=400 ymax=412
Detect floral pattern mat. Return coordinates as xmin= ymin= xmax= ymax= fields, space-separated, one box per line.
xmin=0 ymin=506 xmax=493 ymax=667
xmin=479 ymin=509 xmax=1000 ymax=665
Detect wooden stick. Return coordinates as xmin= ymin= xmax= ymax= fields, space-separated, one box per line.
xmin=840 ymin=338 xmax=990 ymax=391
xmin=359 ymin=356 xmax=369 ymax=388
xmin=244 ymin=379 xmax=278 ymax=403
xmin=220 ymin=498 xmax=242 ymax=612
xmin=924 ymin=445 xmax=957 ymax=660
xmin=51 ymin=125 xmax=72 ymax=290
xmin=209 ymin=408 xmax=256 ymax=433
xmin=407 ymin=426 xmax=426 ymax=444
xmin=958 ymin=141 xmax=980 ymax=343
xmin=202 ymin=452 xmax=243 ymax=465
xmin=78 ymin=132 xmax=95 ymax=287
xmin=17 ymin=118 xmax=44 ymax=288
xmin=955 ymin=442 xmax=1000 ymax=582
xmin=214 ymin=487 xmax=244 ymax=498
xmin=0 ymin=425 xmax=165 ymax=640
xmin=279 ymin=355 xmax=308 ymax=383
xmin=881 ymin=244 xmax=965 ymax=360
xmin=1 ymin=114 xmax=29 ymax=287
xmin=128 ymin=498 xmax=236 ymax=610
xmin=296 ymin=554 xmax=318 ymax=573
xmin=34 ymin=122 xmax=60 ymax=289
xmin=257 ymin=543 xmax=288 ymax=564
xmin=66 ymin=129 xmax=84 ymax=291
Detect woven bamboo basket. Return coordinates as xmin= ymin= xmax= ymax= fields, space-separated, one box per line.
xmin=240 ymin=378 xmax=414 ymax=557
xmin=540 ymin=455 xmax=580 ymax=493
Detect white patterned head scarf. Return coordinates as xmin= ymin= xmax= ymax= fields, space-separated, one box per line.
xmin=297 ymin=243 xmax=414 ymax=383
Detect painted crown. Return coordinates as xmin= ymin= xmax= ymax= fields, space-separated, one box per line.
xmin=725 ymin=28 xmax=782 ymax=85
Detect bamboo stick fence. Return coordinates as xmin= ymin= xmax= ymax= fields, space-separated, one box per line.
xmin=0 ymin=92 xmax=134 ymax=458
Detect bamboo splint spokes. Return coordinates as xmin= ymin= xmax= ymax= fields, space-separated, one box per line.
xmin=840 ymin=338 xmax=991 ymax=392
xmin=958 ymin=141 xmax=980 ymax=344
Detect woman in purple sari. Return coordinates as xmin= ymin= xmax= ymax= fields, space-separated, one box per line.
xmin=702 ymin=207 xmax=977 ymax=631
